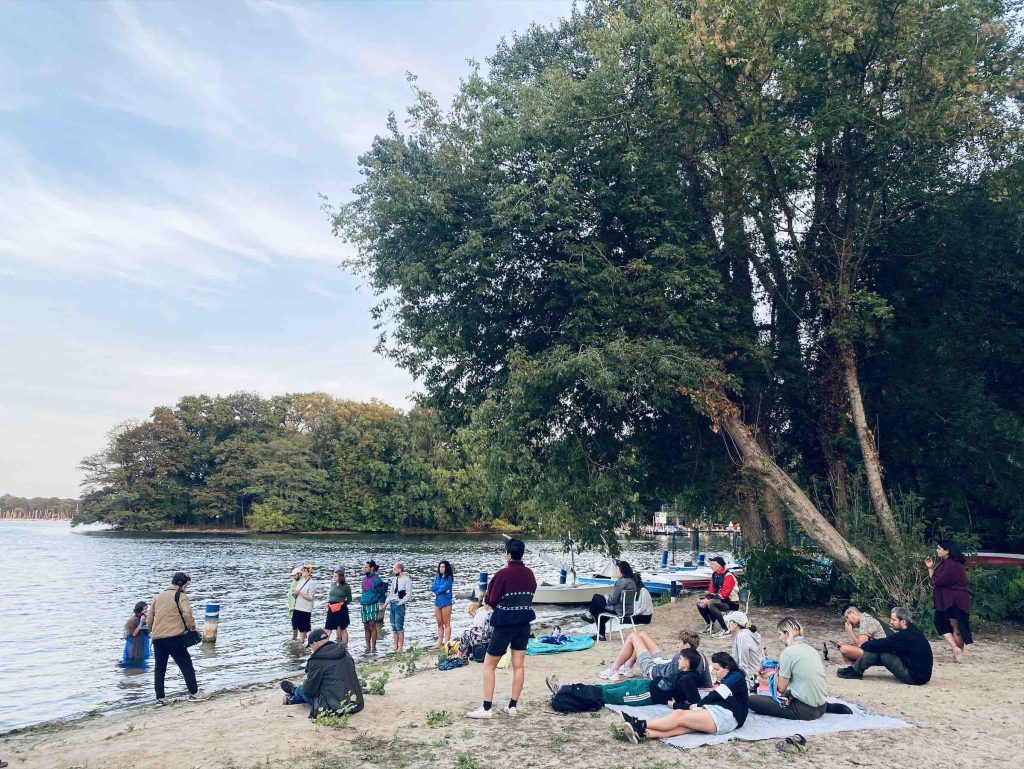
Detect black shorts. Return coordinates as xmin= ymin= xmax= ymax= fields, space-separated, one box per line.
xmin=486 ymin=623 xmax=531 ymax=657
xmin=325 ymin=606 xmax=350 ymax=630
xmin=291 ymin=609 xmax=312 ymax=632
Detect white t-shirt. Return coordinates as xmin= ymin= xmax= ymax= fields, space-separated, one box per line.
xmin=293 ymin=578 xmax=315 ymax=612
xmin=471 ymin=608 xmax=490 ymax=630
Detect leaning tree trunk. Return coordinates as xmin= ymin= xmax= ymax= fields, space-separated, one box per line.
xmin=841 ymin=346 xmax=900 ymax=546
xmin=736 ymin=483 xmax=765 ymax=552
xmin=753 ymin=431 xmax=790 ymax=545
xmin=717 ymin=410 xmax=871 ymax=569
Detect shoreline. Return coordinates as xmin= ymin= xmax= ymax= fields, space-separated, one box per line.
xmin=3 ymin=602 xmax=1022 ymax=769
xmin=65 ymin=525 xmax=522 ymax=536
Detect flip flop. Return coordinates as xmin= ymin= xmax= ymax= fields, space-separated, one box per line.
xmin=776 ymin=734 xmax=807 ymax=754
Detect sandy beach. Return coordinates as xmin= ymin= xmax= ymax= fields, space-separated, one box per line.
xmin=3 ymin=602 xmax=1022 ymax=769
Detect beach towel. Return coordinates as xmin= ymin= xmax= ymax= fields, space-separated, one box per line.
xmin=606 ymin=699 xmax=914 ymax=750
xmin=526 ymin=635 xmax=595 ymax=655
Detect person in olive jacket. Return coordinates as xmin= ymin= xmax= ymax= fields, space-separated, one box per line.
xmin=280 ymin=629 xmax=364 ymax=717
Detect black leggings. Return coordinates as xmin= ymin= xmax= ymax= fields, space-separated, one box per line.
xmin=697 ymin=598 xmax=737 ymax=630
xmin=153 ymin=636 xmax=198 ymax=699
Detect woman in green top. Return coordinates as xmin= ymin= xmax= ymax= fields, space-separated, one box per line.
xmin=325 ymin=569 xmax=353 ymax=646
xmin=748 ymin=617 xmax=828 ymax=721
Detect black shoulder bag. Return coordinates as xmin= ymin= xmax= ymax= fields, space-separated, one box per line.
xmin=174 ymin=591 xmax=203 ymax=647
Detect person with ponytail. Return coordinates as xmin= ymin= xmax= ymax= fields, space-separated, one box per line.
xmin=724 ymin=611 xmax=764 ymax=677
xmin=619 ymin=652 xmax=749 ymax=743
xmin=926 ymin=539 xmax=972 ymax=663
xmin=748 ymin=617 xmax=828 ymax=721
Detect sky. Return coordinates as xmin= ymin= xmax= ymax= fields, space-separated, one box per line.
xmin=0 ymin=0 xmax=575 ymax=499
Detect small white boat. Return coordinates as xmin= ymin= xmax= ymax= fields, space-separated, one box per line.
xmin=533 ymin=580 xmax=608 ymax=605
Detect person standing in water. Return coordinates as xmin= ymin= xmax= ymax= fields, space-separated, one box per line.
xmin=287 ymin=567 xmax=301 ymax=640
xmin=432 ymin=560 xmax=454 ymax=649
xmin=121 ymin=601 xmax=151 ymax=668
xmin=325 ymin=568 xmax=352 ymax=646
xmin=148 ymin=572 xmax=207 ymax=703
xmin=291 ymin=565 xmax=316 ymax=647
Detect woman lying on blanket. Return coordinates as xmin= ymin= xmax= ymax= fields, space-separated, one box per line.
xmin=619 ymin=652 xmax=749 ymax=743
xmin=547 ymin=648 xmax=704 ymax=708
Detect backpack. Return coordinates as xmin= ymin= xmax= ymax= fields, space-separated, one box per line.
xmin=470 ymin=642 xmax=488 ymax=663
xmin=550 ymin=683 xmax=605 ymax=713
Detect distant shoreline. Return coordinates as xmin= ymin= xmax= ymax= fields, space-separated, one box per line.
xmin=66 ymin=524 xmax=522 ymax=536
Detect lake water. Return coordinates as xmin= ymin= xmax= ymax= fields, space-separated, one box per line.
xmin=0 ymin=521 xmax=706 ymax=733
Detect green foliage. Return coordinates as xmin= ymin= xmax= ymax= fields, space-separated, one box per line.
xmin=969 ymin=568 xmax=1024 ymax=623
xmin=743 ymin=543 xmax=830 ymax=606
xmin=75 ymin=395 xmax=489 ymax=532
xmin=333 ymin=0 xmax=1023 ymax=555
xmin=358 ymin=670 xmax=390 ymax=696
xmin=454 ymin=755 xmax=479 ymax=769
xmin=425 ymin=709 xmax=452 ymax=728
xmin=312 ymin=693 xmax=360 ymax=729
xmin=247 ymin=500 xmax=293 ymax=533
xmin=397 ymin=641 xmax=423 ymax=677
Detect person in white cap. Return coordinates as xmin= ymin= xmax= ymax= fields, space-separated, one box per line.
xmin=724 ymin=610 xmax=764 ymax=677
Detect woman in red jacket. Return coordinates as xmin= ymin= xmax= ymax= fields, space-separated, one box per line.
xmin=925 ymin=539 xmax=972 ymax=663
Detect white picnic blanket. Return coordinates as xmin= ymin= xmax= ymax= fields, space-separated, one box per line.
xmin=606 ymin=699 xmax=914 ymax=750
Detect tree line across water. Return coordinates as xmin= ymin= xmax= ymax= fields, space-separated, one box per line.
xmin=75 ymin=394 xmax=491 ymax=532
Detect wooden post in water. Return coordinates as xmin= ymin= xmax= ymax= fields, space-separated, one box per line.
xmin=203 ymin=604 xmax=219 ymax=643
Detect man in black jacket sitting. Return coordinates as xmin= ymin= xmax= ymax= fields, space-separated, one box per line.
xmin=281 ymin=628 xmax=364 ymax=716
xmin=837 ymin=607 xmax=933 ymax=685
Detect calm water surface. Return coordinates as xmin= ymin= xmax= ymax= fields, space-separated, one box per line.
xmin=0 ymin=522 xmax=676 ymax=732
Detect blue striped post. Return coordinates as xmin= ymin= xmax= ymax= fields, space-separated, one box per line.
xmin=661 ymin=549 xmax=669 ymax=568
xmin=202 ymin=603 xmax=220 ymax=643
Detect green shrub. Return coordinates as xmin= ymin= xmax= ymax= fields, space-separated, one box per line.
xmin=426 ymin=709 xmax=452 ymax=728
xmin=358 ymin=670 xmax=390 ymax=695
xmin=247 ymin=501 xmax=293 ymax=532
xmin=742 ymin=543 xmax=829 ymax=606
xmin=969 ymin=567 xmax=1024 ymax=623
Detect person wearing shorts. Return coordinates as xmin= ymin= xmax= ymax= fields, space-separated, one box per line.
xmin=291 ymin=565 xmax=315 ymax=646
xmin=546 ymin=648 xmax=703 ymax=709
xmin=466 ymin=538 xmax=536 ymax=720
xmin=618 ymin=652 xmax=749 ymax=744
xmin=598 ymin=629 xmax=711 ymax=687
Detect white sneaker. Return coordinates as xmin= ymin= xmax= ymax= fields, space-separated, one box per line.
xmin=598 ymin=666 xmax=618 ymax=679
xmin=619 ymin=665 xmax=634 ymax=678
xmin=466 ymin=706 xmax=493 ymax=720
xmin=504 ymin=705 xmax=518 ymax=716
xmin=712 ymin=629 xmax=730 ymax=639
xmin=187 ymin=691 xmax=210 ymax=702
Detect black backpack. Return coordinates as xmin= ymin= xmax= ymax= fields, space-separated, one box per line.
xmin=470 ymin=642 xmax=488 ymax=663
xmin=550 ymin=683 xmax=605 ymax=713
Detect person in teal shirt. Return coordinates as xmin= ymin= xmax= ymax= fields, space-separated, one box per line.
xmin=432 ymin=560 xmax=454 ymax=648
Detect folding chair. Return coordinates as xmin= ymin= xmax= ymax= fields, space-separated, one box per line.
xmin=596 ymin=588 xmax=637 ymax=643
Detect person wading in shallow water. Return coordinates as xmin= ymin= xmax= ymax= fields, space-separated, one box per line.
xmin=148 ymin=572 xmax=207 ymax=704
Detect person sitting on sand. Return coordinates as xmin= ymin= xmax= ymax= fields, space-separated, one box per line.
xmin=546 ymin=648 xmax=704 ymax=709
xmin=723 ymin=611 xmax=764 ymax=677
xmin=696 ymin=557 xmax=739 ymax=637
xmin=837 ymin=607 xmax=933 ymax=685
xmin=831 ymin=605 xmax=887 ymax=664
xmin=458 ymin=601 xmax=493 ymax=659
xmin=748 ymin=617 xmax=828 ymax=721
xmin=597 ymin=629 xmax=711 ymax=687
xmin=618 ymin=652 xmax=749 ymax=743
xmin=584 ymin=560 xmax=639 ymax=640
xmin=281 ymin=628 xmax=364 ymax=717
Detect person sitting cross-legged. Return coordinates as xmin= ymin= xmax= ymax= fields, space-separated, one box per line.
xmin=596 ymin=629 xmax=712 ymax=687
xmin=281 ymin=628 xmax=364 ymax=718
xmin=618 ymin=652 xmax=749 ymax=743
xmin=547 ymin=648 xmax=704 ymax=710
xmin=837 ymin=607 xmax=933 ymax=685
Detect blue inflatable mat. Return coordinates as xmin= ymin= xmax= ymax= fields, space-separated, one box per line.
xmin=526 ymin=635 xmax=595 ymax=655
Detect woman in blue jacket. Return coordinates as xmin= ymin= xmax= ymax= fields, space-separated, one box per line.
xmin=620 ymin=652 xmax=749 ymax=742
xmin=432 ymin=560 xmax=454 ymax=649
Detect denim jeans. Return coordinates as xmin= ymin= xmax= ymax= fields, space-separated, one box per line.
xmin=290 ymin=684 xmax=313 ymax=705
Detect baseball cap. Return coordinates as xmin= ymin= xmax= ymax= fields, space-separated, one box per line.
xmin=306 ymin=628 xmax=329 ymax=646
xmin=723 ymin=610 xmax=748 ymax=627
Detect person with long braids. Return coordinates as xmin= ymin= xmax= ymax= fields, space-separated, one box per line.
xmin=748 ymin=617 xmax=827 ymax=721
xmin=618 ymin=651 xmax=749 ymax=743
xmin=926 ymin=539 xmax=972 ymax=663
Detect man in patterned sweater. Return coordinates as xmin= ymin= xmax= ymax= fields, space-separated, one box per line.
xmin=466 ymin=538 xmax=537 ymax=720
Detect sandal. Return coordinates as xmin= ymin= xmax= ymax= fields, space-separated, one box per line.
xmin=776 ymin=734 xmax=807 ymax=754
